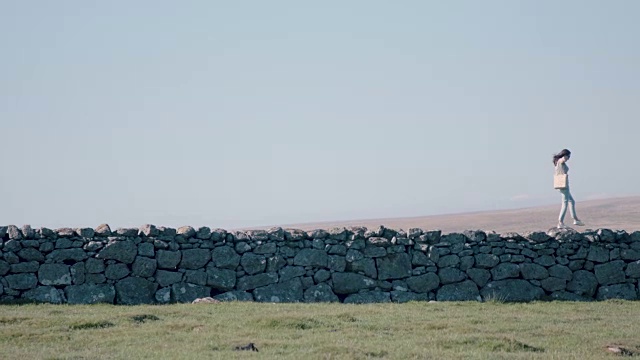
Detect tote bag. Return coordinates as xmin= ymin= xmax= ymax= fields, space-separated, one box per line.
xmin=554 ymin=174 xmax=568 ymax=189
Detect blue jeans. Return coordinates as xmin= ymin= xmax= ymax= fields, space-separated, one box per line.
xmin=558 ymin=188 xmax=577 ymax=223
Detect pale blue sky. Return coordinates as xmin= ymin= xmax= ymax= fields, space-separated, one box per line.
xmin=1 ymin=1 xmax=639 ymax=229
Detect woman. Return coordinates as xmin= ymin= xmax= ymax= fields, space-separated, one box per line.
xmin=553 ymin=149 xmax=584 ymax=229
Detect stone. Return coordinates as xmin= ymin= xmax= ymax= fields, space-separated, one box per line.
xmin=376 ymin=253 xmax=412 ymax=280
xmin=534 ymin=255 xmax=556 ymax=267
xmin=587 ymin=246 xmax=610 ymax=263
xmin=621 ymin=249 xmax=640 ymax=261
xmin=625 ymin=261 xmax=640 ymax=278
xmin=236 ymin=273 xmax=278 ymax=291
xmin=116 ymin=277 xmax=158 ymax=304
xmin=206 ymin=267 xmax=236 ymax=290
xmin=95 ymin=224 xmax=112 ymax=237
xmin=55 ymin=238 xmax=74 ymax=249
xmin=85 ymin=258 xmax=105 ymax=274
xmin=115 ymin=228 xmax=138 ymax=237
xmin=10 ymin=261 xmax=40 ymax=273
xmin=155 ymin=288 xmax=171 ymax=303
xmin=5 ymin=273 xmax=38 ymax=290
xmin=475 ymin=254 xmax=500 ymax=269
xmin=137 ymin=243 xmax=155 ymax=257
xmin=519 ymin=263 xmax=549 ymax=280
xmin=596 ymin=283 xmax=638 ymax=300
xmin=83 ymin=241 xmax=104 ymax=252
xmin=234 ymin=242 xmax=251 ymax=254
xmin=550 ymin=291 xmax=592 ymax=302
xmin=254 ymin=243 xmax=277 ymax=255
xmin=594 ymin=260 xmax=626 ymax=285
xmin=328 ymin=256 xmax=347 ymax=272
xmin=438 ymin=268 xmax=466 ymax=284
xmin=491 ymin=263 xmax=520 ymax=280
xmin=38 ymin=264 xmax=71 ymax=285
xmin=346 ymin=249 xmax=364 ymax=262
xmin=132 ymin=257 xmax=157 ymax=277
xmin=171 ymin=282 xmax=210 ymax=303
xmin=344 ymin=291 xmax=391 ymax=304
xmin=548 ymin=265 xmax=573 ymax=281
xmin=75 ymin=228 xmax=94 ymax=238
xmin=348 ymin=258 xmax=377 ymax=279
xmin=47 ymin=249 xmax=87 ymax=263
xmin=328 ymin=245 xmax=347 ymax=256
xmin=437 ymin=280 xmax=481 ymax=301
xmin=157 ymin=250 xmax=182 ymax=269
xmin=240 ymin=253 xmax=267 ymax=275
xmin=66 ymin=284 xmax=115 ymax=304
xmin=97 ymin=240 xmax=137 ymax=264
xmin=566 ymin=270 xmax=598 ymax=297
xmin=438 ymin=255 xmax=460 ymax=268
xmin=481 ymin=279 xmax=544 ymax=302
xmin=139 ymin=224 xmax=159 ymax=237
xmin=279 ymin=266 xmax=306 ymax=282
xmin=8 ymin=225 xmax=23 ymax=240
xmin=331 ymin=273 xmax=377 ymax=294
xmin=155 ymin=270 xmax=183 ymax=287
xmin=105 ymin=263 xmax=130 ymax=280
xmin=22 ymin=286 xmax=63 ymax=304
xmin=541 ymin=277 xmax=567 ymax=292
xmin=214 ymin=291 xmax=254 ymax=302
xmin=314 ymin=269 xmax=331 ymax=283
xmin=71 ymin=262 xmax=85 ymax=285
xmin=85 ymin=273 xmax=107 ymax=284
xmin=254 ymin=278 xmax=304 ymax=303
xmin=406 ymin=273 xmax=440 ymax=293
xmin=304 ymin=283 xmax=339 ymax=302
xmin=364 ymin=246 xmax=387 ymax=258
xmin=293 ymin=249 xmax=328 ymax=267
xmin=0 ymin=260 xmax=9 ymax=276
xmin=195 ymin=226 xmax=211 ymax=240
xmin=266 ymin=255 xmax=287 ymax=273
xmin=17 ymin=248 xmax=44 ymax=262
xmin=460 ymin=256 xmax=475 ymax=271
xmin=180 ymin=249 xmax=211 ymax=269
xmin=177 ymin=226 xmax=196 ymax=238
xmin=212 ymin=246 xmax=241 ymax=269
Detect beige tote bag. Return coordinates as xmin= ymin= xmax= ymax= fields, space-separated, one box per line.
xmin=554 ymin=174 xmax=568 ymax=189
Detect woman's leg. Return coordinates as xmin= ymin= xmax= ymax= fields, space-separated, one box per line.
xmin=558 ymin=189 xmax=569 ymax=224
xmin=566 ymin=190 xmax=578 ymax=220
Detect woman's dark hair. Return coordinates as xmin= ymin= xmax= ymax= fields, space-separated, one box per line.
xmin=553 ymin=149 xmax=571 ymax=165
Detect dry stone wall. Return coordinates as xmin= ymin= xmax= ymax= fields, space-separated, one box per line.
xmin=1 ymin=224 xmax=640 ymax=304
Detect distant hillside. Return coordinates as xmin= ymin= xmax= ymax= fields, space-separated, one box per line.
xmin=255 ymin=196 xmax=640 ymax=234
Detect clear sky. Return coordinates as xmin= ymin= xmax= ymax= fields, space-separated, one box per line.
xmin=1 ymin=1 xmax=639 ymax=229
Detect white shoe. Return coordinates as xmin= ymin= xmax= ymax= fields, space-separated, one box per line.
xmin=557 ymin=222 xmax=567 ymax=229
xmin=573 ymin=220 xmax=585 ymax=226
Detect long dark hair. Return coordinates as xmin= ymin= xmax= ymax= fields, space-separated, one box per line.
xmin=553 ymin=149 xmax=571 ymax=165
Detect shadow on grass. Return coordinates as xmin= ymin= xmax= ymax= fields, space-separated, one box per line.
xmin=445 ymin=336 xmax=544 ymax=353
xmin=69 ymin=321 xmax=115 ymax=330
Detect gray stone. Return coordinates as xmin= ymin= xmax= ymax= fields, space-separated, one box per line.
xmin=438 ymin=255 xmax=460 ymax=268
xmin=438 ymin=268 xmax=466 ymax=284
xmin=412 ymin=252 xmax=432 ymax=266
xmin=466 ymin=268 xmax=491 ymax=287
xmin=115 ymin=228 xmax=138 ymax=237
xmin=625 ymin=260 xmax=640 ymax=278
xmin=236 ymin=273 xmax=278 ymax=291
xmin=214 ymin=291 xmax=253 ymax=302
xmin=548 ymin=265 xmax=573 ymax=281
xmin=293 ymin=249 xmax=328 ymax=267
xmin=520 ymin=263 xmax=549 ymax=280
xmin=346 ymin=249 xmax=364 ymax=262
xmin=56 ymin=238 xmax=74 ymax=249
xmin=596 ymin=283 xmax=638 ymax=300
xmin=66 ymin=284 xmax=115 ymax=304
xmin=11 ymin=261 xmax=40 ymax=273
xmin=364 ymin=246 xmax=387 ymax=258
xmin=0 ymin=260 xmax=9 ymax=276
xmin=406 ymin=273 xmax=440 ymax=293
xmin=48 ymin=249 xmax=87 ymax=263
xmin=266 ymin=255 xmax=287 ymax=273
xmin=301 ymin=276 xmax=315 ymax=289
xmin=139 ymin=224 xmax=159 ymax=237
xmin=195 ymin=226 xmax=211 ymax=239
xmin=171 ymin=282 xmax=210 ymax=303
xmin=279 ymin=266 xmax=306 ymax=282
xmin=212 ymin=246 xmax=241 ymax=270
xmin=17 ymin=248 xmax=44 ymax=262
xmin=460 ymin=256 xmax=475 ymax=271
xmin=85 ymin=273 xmax=107 ymax=284
xmin=534 ymin=255 xmax=556 ymax=267
xmin=241 ymin=253 xmax=267 ymax=275
xmin=0 ymin=226 xmax=6 ymax=239
xmin=481 ymin=279 xmax=544 ymax=302
xmin=541 ymin=277 xmax=567 ymax=292
xmin=621 ymin=249 xmax=640 ymax=261
xmin=132 ymin=257 xmax=157 ymax=277
xmin=594 ymin=260 xmax=625 ymax=285
xmin=5 ymin=273 xmax=37 ymax=290
xmin=83 ymin=241 xmax=104 ymax=252
xmin=4 ymin=252 xmax=19 ymax=264
xmin=304 ymin=283 xmax=339 ymax=302
xmin=344 ymin=291 xmax=391 ymax=304
xmin=105 ymin=263 xmax=130 ymax=280
xmin=437 ymin=280 xmax=481 ymax=301
xmin=254 ymin=243 xmax=277 ymax=254
xmin=348 ymin=258 xmax=377 ymax=279
xmin=254 ymin=278 xmax=304 ymax=303
xmin=176 ymin=226 xmax=196 ymax=238
xmin=491 ymin=263 xmax=520 ymax=280
xmin=475 ymin=254 xmax=500 ymax=268
xmin=180 ymin=249 xmax=211 ymax=269
xmin=157 ymin=250 xmax=182 ymax=269
xmin=155 ymin=270 xmax=183 ymax=287
xmin=568 ymin=260 xmax=584 ymax=271
xmin=566 ymin=270 xmax=598 ymax=297
xmin=97 ymin=240 xmax=137 ymax=264
xmin=155 ymin=288 xmax=171 ymax=303
xmin=328 ymin=256 xmax=347 ymax=272
xmin=85 ymin=258 xmax=105 ymax=274
xmin=314 ymin=269 xmax=331 ymax=283
xmin=95 ymin=224 xmax=112 ymax=237
xmin=328 ymin=245 xmax=347 ymax=256
xmin=376 ymin=253 xmax=412 ymax=280
xmin=587 ymin=246 xmax=609 ymax=263
xmin=116 ymin=277 xmax=158 ymax=304
xmin=71 ymin=262 xmax=85 ymax=285
xmin=137 ymin=243 xmax=155 ymax=257
xmin=206 ymin=267 xmax=236 ymax=290
xmin=8 ymin=225 xmax=23 ymax=240
xmin=22 ymin=286 xmax=63 ymax=304
xmin=38 ymin=264 xmax=71 ymax=285
xmin=75 ymin=227 xmax=94 ymax=238
xmin=331 ymin=273 xmax=377 ymax=294
xmin=233 ymin=242 xmax=250 ymax=253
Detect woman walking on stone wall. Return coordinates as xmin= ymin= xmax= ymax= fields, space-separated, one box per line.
xmin=553 ymin=149 xmax=585 ymax=229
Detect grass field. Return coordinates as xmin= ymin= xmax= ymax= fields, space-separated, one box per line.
xmin=1 ymin=301 xmax=639 ymax=359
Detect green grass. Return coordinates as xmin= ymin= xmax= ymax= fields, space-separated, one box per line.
xmin=1 ymin=301 xmax=639 ymax=359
